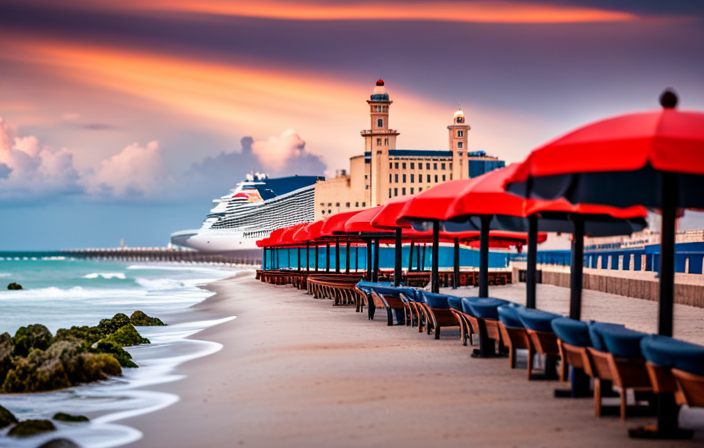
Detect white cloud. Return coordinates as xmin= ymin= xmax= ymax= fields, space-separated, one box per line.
xmin=0 ymin=116 xmax=168 ymax=201
xmin=84 ymin=140 xmax=168 ymax=197
xmin=251 ymin=129 xmax=307 ymax=172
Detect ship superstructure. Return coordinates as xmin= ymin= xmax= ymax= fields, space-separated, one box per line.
xmin=170 ymin=173 xmax=323 ymax=257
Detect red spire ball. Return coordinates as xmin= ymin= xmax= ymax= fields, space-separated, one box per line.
xmin=376 ymin=79 xmax=385 ymax=86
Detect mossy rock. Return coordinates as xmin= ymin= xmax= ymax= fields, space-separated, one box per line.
xmin=52 ymin=412 xmax=89 ymax=423
xmin=7 ymin=283 xmax=22 ymax=290
xmin=101 ymin=324 xmax=149 ymax=347
xmin=0 ymin=403 xmax=18 ymax=429
xmin=12 ymin=324 xmax=53 ymax=357
xmin=94 ymin=340 xmax=137 ymax=368
xmin=8 ymin=419 xmax=56 ymax=437
xmin=130 ymin=310 xmax=165 ymax=326
xmin=38 ymin=439 xmax=81 ymax=448
xmin=97 ymin=314 xmax=131 ymax=335
xmin=0 ymin=341 xmax=122 ymax=393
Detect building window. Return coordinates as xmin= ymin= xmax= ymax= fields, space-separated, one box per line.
xmin=419 ymin=187 xmax=423 ymax=192
xmin=458 ymin=130 xmax=464 ymax=137
xmin=411 ymin=162 xmax=415 ymax=169
xmin=355 ymin=202 xmax=359 ymax=207
xmin=389 ymin=162 xmax=392 ymax=169
xmin=365 ymin=185 xmax=369 ymax=189
xmin=434 ymin=163 xmax=438 ymax=170
xmin=384 ymin=138 xmax=389 ymax=146
xmin=426 ymin=174 xmax=431 ymax=183
xmin=389 ymin=189 xmax=392 ymax=198
xmin=402 ymin=174 xmax=406 ymax=183
xmin=442 ymin=175 xmax=446 ymax=181
xmin=328 ymin=203 xmax=332 ymax=206
xmin=426 ymin=163 xmax=430 ymax=170
xmin=336 ymin=202 xmax=340 ymax=207
xmin=377 ymin=118 xmax=383 ymax=127
xmin=410 ymin=187 xmax=414 ymax=194
xmin=377 ymin=138 xmax=382 ymax=146
xmin=411 ymin=174 xmax=415 ymax=183
xmin=389 ymin=174 xmax=392 ymax=183
xmin=395 ymin=174 xmax=399 ymax=183
xmin=328 ymin=209 xmax=332 ymax=214
xmin=450 ymin=163 xmax=453 ymax=170
xmin=402 ymin=187 xmax=406 ymax=195
xmin=450 ymin=173 xmax=453 ymax=180
xmin=441 ymin=163 xmax=446 ymax=170
xmin=320 ymin=202 xmax=324 ymax=206
xmin=435 ymin=175 xmax=438 ymax=183
xmin=402 ymin=162 xmax=406 ymax=169
xmin=458 ymin=142 xmax=463 ymax=149
xmin=346 ymin=202 xmax=350 ymax=208
xmin=395 ymin=162 xmax=399 ymax=169
xmin=394 ymin=188 xmax=398 ymax=196
xmin=362 ymin=202 xmax=366 ymax=207
xmin=322 ymin=210 xmax=325 ymax=215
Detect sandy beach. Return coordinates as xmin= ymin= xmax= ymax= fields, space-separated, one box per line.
xmin=123 ymin=272 xmax=704 ymax=447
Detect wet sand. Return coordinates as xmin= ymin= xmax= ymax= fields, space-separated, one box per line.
xmin=123 ymin=272 xmax=704 ymax=447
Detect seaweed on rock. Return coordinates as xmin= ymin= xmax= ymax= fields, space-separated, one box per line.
xmin=130 ymin=310 xmax=165 ymax=326
xmin=7 ymin=283 xmax=22 ymax=290
xmin=94 ymin=340 xmax=137 ymax=368
xmin=0 ymin=404 xmax=18 ymax=429
xmin=8 ymin=419 xmax=56 ymax=437
xmin=101 ymin=324 xmax=149 ymax=347
xmin=12 ymin=324 xmax=53 ymax=357
xmin=52 ymin=412 xmax=89 ymax=423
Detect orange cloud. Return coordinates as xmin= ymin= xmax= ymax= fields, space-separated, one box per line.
xmin=12 ymin=0 xmax=640 ymax=23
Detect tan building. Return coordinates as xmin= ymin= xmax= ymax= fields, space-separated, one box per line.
xmin=314 ymin=79 xmax=503 ymax=220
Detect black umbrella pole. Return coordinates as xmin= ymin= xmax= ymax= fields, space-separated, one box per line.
xmin=453 ymin=238 xmax=460 ymax=289
xmin=431 ymin=221 xmax=440 ymax=293
xmin=306 ymin=243 xmax=310 ymax=272
xmin=373 ymin=238 xmax=380 ymax=283
xmin=526 ymin=215 xmax=538 ymax=309
xmin=479 ymin=215 xmax=490 ymax=298
xmin=315 ymin=245 xmax=319 ymax=272
xmin=659 ymin=172 xmax=678 ymax=337
xmin=366 ymin=239 xmax=372 ymax=280
xmin=569 ymin=216 xmax=585 ymax=321
xmin=408 ymin=241 xmax=415 ymax=272
xmin=335 ymin=237 xmax=340 ymax=273
xmin=297 ymin=247 xmax=301 ymax=272
xmin=325 ymin=242 xmax=330 ymax=273
xmin=394 ymin=228 xmax=402 ymax=286
xmin=345 ymin=240 xmax=350 ymax=274
xmin=262 ymin=247 xmax=267 ymax=270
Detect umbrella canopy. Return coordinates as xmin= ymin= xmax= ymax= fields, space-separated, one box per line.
xmin=505 ymin=91 xmax=704 ymax=208
xmin=344 ymin=206 xmax=386 ymax=233
xmin=319 ymin=210 xmax=364 ymax=237
xmin=371 ymin=195 xmax=414 ymax=229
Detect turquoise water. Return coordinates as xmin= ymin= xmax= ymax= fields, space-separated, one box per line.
xmin=0 ymin=253 xmax=237 ymax=448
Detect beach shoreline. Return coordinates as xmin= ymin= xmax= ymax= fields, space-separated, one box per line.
xmin=120 ymin=273 xmax=703 ymax=448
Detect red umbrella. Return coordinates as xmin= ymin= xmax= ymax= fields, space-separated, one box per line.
xmin=319 ymin=210 xmax=364 ymax=273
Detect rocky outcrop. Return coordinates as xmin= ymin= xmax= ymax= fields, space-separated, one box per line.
xmin=7 ymin=283 xmax=22 ymax=290
xmin=7 ymin=419 xmax=56 ymax=437
xmin=0 ymin=404 xmax=18 ymax=429
xmin=38 ymin=439 xmax=81 ymax=448
xmin=130 ymin=310 xmax=166 ymax=326
xmin=52 ymin=412 xmax=89 ymax=423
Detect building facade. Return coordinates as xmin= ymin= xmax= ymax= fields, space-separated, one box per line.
xmin=314 ymin=79 xmax=505 ymax=220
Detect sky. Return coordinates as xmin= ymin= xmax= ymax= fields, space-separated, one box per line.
xmin=0 ymin=0 xmax=703 ymax=250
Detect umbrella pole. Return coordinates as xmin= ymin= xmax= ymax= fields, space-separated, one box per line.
xmin=335 ymin=237 xmax=340 ymax=273
xmin=355 ymin=244 xmax=359 ymax=272
xmin=569 ymin=215 xmax=585 ymax=320
xmin=394 ymin=228 xmax=402 ymax=286
xmin=366 ymin=239 xmax=373 ymax=280
xmin=326 ymin=242 xmax=330 ymax=273
xmin=314 ymin=244 xmax=319 ymax=272
xmin=420 ymin=244 xmax=425 ymax=271
xmin=659 ymin=172 xmax=677 ymax=337
xmin=479 ymin=215 xmax=490 ymax=298
xmin=345 ymin=240 xmax=350 ymax=274
xmin=373 ymin=238 xmax=380 ymax=283
xmin=408 ymin=241 xmax=415 ymax=272
xmin=453 ymin=237 xmax=460 ymax=289
xmin=297 ymin=247 xmax=301 ymax=272
xmin=262 ymin=247 xmax=267 ymax=270
xmin=306 ymin=243 xmax=310 ymax=272
xmin=526 ymin=215 xmax=538 ymax=309
xmin=432 ymin=221 xmax=440 ymax=293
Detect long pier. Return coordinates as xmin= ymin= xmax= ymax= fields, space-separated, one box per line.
xmin=61 ymin=248 xmax=261 ymax=267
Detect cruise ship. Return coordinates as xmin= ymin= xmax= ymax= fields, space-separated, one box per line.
xmin=170 ymin=173 xmax=323 ymax=258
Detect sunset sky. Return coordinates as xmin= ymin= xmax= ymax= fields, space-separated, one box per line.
xmin=1 ymin=0 xmax=703 ymax=249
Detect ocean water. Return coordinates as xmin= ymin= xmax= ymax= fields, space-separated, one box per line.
xmin=0 ymin=255 xmax=237 ymax=447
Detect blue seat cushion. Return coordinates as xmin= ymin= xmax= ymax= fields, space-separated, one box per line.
xmin=588 ymin=322 xmax=625 ymax=352
xmin=397 ymin=287 xmax=421 ymax=302
xmin=447 ymin=296 xmax=464 ymax=311
xmin=497 ymin=306 xmax=524 ymax=328
xmin=422 ymin=292 xmax=450 ymax=309
xmin=516 ymin=308 xmax=562 ymax=333
xmin=641 ymin=335 xmax=704 ymax=376
xmin=467 ymin=298 xmax=509 ymax=320
xmin=551 ymin=318 xmax=591 ymax=348
xmin=596 ymin=325 xmax=648 ymax=359
xmin=460 ymin=297 xmax=482 ymax=316
xmin=356 ymin=281 xmax=392 ymax=293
